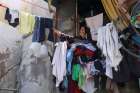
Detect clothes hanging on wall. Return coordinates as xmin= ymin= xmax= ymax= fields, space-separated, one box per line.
xmin=32 ymin=17 xmax=53 ymax=42
xmin=5 ymin=8 xmax=19 ymax=27
xmin=101 ymin=0 xmax=129 ymax=31
xmin=19 ymin=11 xmax=35 ymax=34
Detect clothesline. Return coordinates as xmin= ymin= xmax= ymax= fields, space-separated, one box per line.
xmin=0 ymin=2 xmax=72 ymax=22
xmin=0 ymin=2 xmax=72 ymax=41
xmin=0 ymin=0 xmax=51 ymax=11
xmin=53 ymin=29 xmax=73 ymax=39
xmin=22 ymin=0 xmax=50 ymax=11
xmin=0 ymin=2 xmax=53 ymax=19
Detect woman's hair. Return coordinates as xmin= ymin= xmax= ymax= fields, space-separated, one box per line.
xmin=79 ymin=22 xmax=92 ymax=40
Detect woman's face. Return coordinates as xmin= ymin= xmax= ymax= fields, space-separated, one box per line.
xmin=79 ymin=26 xmax=86 ymax=38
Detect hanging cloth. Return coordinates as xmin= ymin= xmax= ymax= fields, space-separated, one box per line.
xmin=85 ymin=13 xmax=103 ymax=41
xmin=32 ymin=16 xmax=53 ymax=42
xmin=19 ymin=11 xmax=35 ymax=34
xmin=5 ymin=8 xmax=19 ymax=27
xmin=52 ymin=41 xmax=67 ymax=87
xmin=101 ymin=0 xmax=129 ymax=31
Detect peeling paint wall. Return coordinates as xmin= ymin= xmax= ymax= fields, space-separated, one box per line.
xmin=19 ymin=0 xmax=76 ymax=93
xmin=19 ymin=35 xmax=55 ymax=93
xmin=57 ymin=0 xmax=75 ymax=36
xmin=0 ymin=22 xmax=22 ymax=93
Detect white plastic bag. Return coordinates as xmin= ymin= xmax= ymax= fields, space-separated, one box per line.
xmin=40 ymin=44 xmax=48 ymax=58
xmin=29 ymin=42 xmax=41 ymax=57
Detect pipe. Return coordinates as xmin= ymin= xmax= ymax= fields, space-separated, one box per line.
xmin=75 ymin=0 xmax=78 ymax=36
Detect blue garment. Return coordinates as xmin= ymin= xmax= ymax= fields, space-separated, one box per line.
xmin=32 ymin=17 xmax=41 ymax=42
xmin=132 ymin=33 xmax=140 ymax=46
xmin=66 ymin=49 xmax=73 ymax=75
xmin=32 ymin=17 xmax=53 ymax=42
xmin=87 ymin=62 xmax=100 ymax=76
xmin=62 ymin=76 xmax=68 ymax=88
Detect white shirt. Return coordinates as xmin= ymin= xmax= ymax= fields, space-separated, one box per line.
xmin=52 ymin=41 xmax=67 ymax=87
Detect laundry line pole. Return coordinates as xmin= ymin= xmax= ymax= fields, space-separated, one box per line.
xmin=75 ymin=0 xmax=78 ymax=36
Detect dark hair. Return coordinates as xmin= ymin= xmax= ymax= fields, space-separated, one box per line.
xmin=79 ymin=25 xmax=92 ymax=40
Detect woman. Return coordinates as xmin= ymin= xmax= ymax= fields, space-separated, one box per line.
xmin=76 ymin=24 xmax=92 ymax=41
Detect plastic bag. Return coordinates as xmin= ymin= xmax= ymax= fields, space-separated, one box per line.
xmin=40 ymin=44 xmax=48 ymax=58
xmin=29 ymin=42 xmax=41 ymax=57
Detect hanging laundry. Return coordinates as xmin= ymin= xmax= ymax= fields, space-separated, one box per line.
xmin=68 ymin=77 xmax=83 ymax=93
xmin=29 ymin=42 xmax=48 ymax=58
xmin=78 ymin=66 xmax=86 ymax=89
xmin=19 ymin=11 xmax=35 ymax=34
xmin=71 ymin=42 xmax=96 ymax=52
xmin=66 ymin=48 xmax=74 ymax=75
xmin=52 ymin=41 xmax=67 ymax=87
xmin=48 ymin=28 xmax=54 ymax=42
xmin=97 ymin=23 xmax=122 ymax=69
xmin=112 ymin=49 xmax=131 ymax=83
xmin=85 ymin=13 xmax=103 ymax=41
xmin=40 ymin=44 xmax=48 ymax=58
xmin=101 ymin=0 xmax=129 ymax=31
xmin=5 ymin=8 xmax=19 ymax=27
xmin=97 ymin=23 xmax=123 ymax=79
xmin=86 ymin=62 xmax=100 ymax=77
xmin=76 ymin=65 xmax=97 ymax=93
xmin=81 ymin=78 xmax=97 ymax=93
xmin=0 ymin=6 xmax=7 ymax=23
xmin=118 ymin=0 xmax=138 ymax=13
xmin=74 ymin=46 xmax=95 ymax=58
xmin=29 ymin=42 xmax=42 ymax=57
xmin=32 ymin=17 xmax=53 ymax=42
xmin=72 ymin=64 xmax=81 ymax=81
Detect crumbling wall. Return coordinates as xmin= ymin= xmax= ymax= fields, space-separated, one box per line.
xmin=0 ymin=22 xmax=22 ymax=93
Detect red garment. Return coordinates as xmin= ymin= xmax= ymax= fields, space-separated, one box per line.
xmin=68 ymin=77 xmax=83 ymax=93
xmin=74 ymin=48 xmax=95 ymax=57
